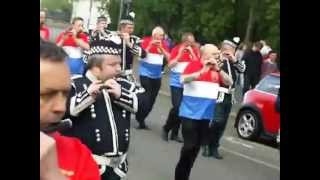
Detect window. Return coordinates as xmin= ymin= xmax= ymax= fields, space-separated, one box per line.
xmin=256 ymin=75 xmax=280 ymax=95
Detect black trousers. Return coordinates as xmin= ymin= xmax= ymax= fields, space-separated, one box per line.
xmin=136 ymin=76 xmax=161 ymax=126
xmin=243 ymin=73 xmax=260 ymax=95
xmin=163 ymin=86 xmax=183 ymax=137
xmin=101 ymin=166 xmax=121 ymax=180
xmin=175 ymin=118 xmax=210 ymax=180
xmin=208 ymin=94 xmax=232 ymax=149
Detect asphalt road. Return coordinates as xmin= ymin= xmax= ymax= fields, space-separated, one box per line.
xmin=126 ymin=93 xmax=280 ymax=180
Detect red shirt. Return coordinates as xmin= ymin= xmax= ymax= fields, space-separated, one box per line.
xmin=40 ymin=25 xmax=50 ymax=41
xmin=183 ymin=60 xmax=222 ymax=84
xmin=51 ymin=132 xmax=101 ymax=180
xmin=141 ymin=36 xmax=170 ymax=55
xmin=56 ymin=32 xmax=89 ymax=47
xmin=169 ymin=44 xmax=200 ymax=63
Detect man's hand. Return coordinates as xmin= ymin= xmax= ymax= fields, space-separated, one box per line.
xmin=185 ymin=46 xmax=193 ymax=53
xmin=104 ymin=79 xmax=121 ymax=99
xmin=205 ymin=58 xmax=221 ymax=72
xmin=40 ymin=132 xmax=67 ymax=180
xmin=121 ymin=32 xmax=131 ymax=44
xmin=222 ymin=51 xmax=237 ymax=63
xmin=87 ymin=80 xmax=103 ymax=98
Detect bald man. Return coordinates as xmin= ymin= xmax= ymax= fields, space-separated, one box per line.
xmin=174 ymin=44 xmax=232 ymax=180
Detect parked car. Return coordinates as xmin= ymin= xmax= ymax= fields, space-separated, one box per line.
xmin=234 ymin=73 xmax=280 ymax=142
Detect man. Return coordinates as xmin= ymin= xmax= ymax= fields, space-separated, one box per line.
xmin=260 ymin=50 xmax=279 ymax=79
xmin=175 ymin=44 xmax=233 ymax=180
xmin=61 ymin=33 xmax=139 ymax=180
xmin=91 ymin=14 xmax=146 ymax=124
xmin=117 ymin=14 xmax=147 ymax=123
xmin=40 ymin=40 xmax=100 ymax=180
xmin=202 ymin=38 xmax=246 ymax=159
xmin=89 ymin=16 xmax=110 ymax=42
xmin=40 ymin=9 xmax=50 ymax=41
xmin=162 ymin=32 xmax=200 ymax=142
xmin=242 ymin=41 xmax=263 ymax=95
xmin=56 ymin=17 xmax=90 ymax=76
xmin=136 ymin=26 xmax=170 ymax=129
xmin=118 ymin=13 xmax=146 ymax=72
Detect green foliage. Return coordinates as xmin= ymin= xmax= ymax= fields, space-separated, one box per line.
xmin=42 ymin=0 xmax=72 ymax=12
xmin=107 ymin=0 xmax=280 ymax=51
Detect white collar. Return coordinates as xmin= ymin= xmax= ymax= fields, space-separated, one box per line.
xmin=85 ymin=70 xmax=98 ymax=82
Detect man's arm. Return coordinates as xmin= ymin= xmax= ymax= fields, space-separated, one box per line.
xmin=232 ymin=59 xmax=246 ymax=73
xmin=68 ymin=80 xmax=102 ymax=117
xmin=217 ymin=69 xmax=233 ymax=86
xmin=56 ymin=34 xmax=66 ymax=47
xmin=181 ymin=70 xmax=202 ymax=84
xmin=74 ymin=36 xmax=90 ymax=50
xmin=113 ymin=78 xmax=138 ymax=113
xmin=168 ymin=46 xmax=184 ymax=69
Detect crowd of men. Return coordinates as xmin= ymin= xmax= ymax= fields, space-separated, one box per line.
xmin=40 ymin=8 xmax=279 ymax=180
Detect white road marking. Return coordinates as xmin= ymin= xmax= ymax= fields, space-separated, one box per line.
xmin=225 ymin=136 xmax=254 ymax=149
xmin=220 ymin=146 xmax=280 ymax=171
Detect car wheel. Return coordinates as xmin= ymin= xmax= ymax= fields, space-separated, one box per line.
xmin=236 ymin=110 xmax=261 ymax=140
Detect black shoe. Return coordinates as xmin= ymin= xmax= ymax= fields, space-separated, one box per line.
xmin=161 ymin=128 xmax=169 ymax=141
xmin=170 ymin=136 xmax=183 ymax=143
xmin=202 ymin=145 xmax=212 ymax=157
xmin=212 ymin=148 xmax=223 ymax=159
xmin=136 ymin=124 xmax=150 ymax=130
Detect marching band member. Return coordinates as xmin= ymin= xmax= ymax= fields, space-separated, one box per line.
xmin=162 ymin=32 xmax=200 ymax=142
xmin=61 ymin=33 xmax=138 ymax=180
xmin=135 ymin=26 xmax=170 ymax=129
xmin=174 ymin=44 xmax=233 ymax=180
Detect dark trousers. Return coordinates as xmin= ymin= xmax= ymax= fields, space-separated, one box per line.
xmin=163 ymin=86 xmax=183 ymax=137
xmin=101 ymin=166 xmax=121 ymax=180
xmin=243 ymin=73 xmax=260 ymax=95
xmin=208 ymin=94 xmax=232 ymax=149
xmin=175 ymin=118 xmax=210 ymax=180
xmin=136 ymin=76 xmax=161 ymax=126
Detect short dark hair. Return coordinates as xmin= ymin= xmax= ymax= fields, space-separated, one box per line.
xmin=72 ymin=17 xmax=84 ymax=24
xmin=97 ymin=16 xmax=107 ymax=23
xmin=40 ymin=40 xmax=67 ymax=62
xmin=254 ymin=41 xmax=263 ymax=49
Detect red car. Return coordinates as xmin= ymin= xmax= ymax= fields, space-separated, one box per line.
xmin=234 ymin=73 xmax=280 ymax=142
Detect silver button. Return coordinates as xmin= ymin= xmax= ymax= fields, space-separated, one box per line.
xmin=125 ymin=129 xmax=129 ymax=132
xmin=95 ymin=129 xmax=100 ymax=133
xmin=97 ymin=138 xmax=101 ymax=142
xmin=96 ymin=133 xmax=101 ymax=137
xmin=91 ymin=113 xmax=96 ymax=118
xmin=91 ymin=108 xmax=95 ymax=112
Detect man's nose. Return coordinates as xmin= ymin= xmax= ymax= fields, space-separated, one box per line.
xmin=52 ymin=94 xmax=66 ymax=114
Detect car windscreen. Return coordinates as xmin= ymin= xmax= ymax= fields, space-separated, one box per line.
xmin=256 ymin=75 xmax=280 ymax=95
